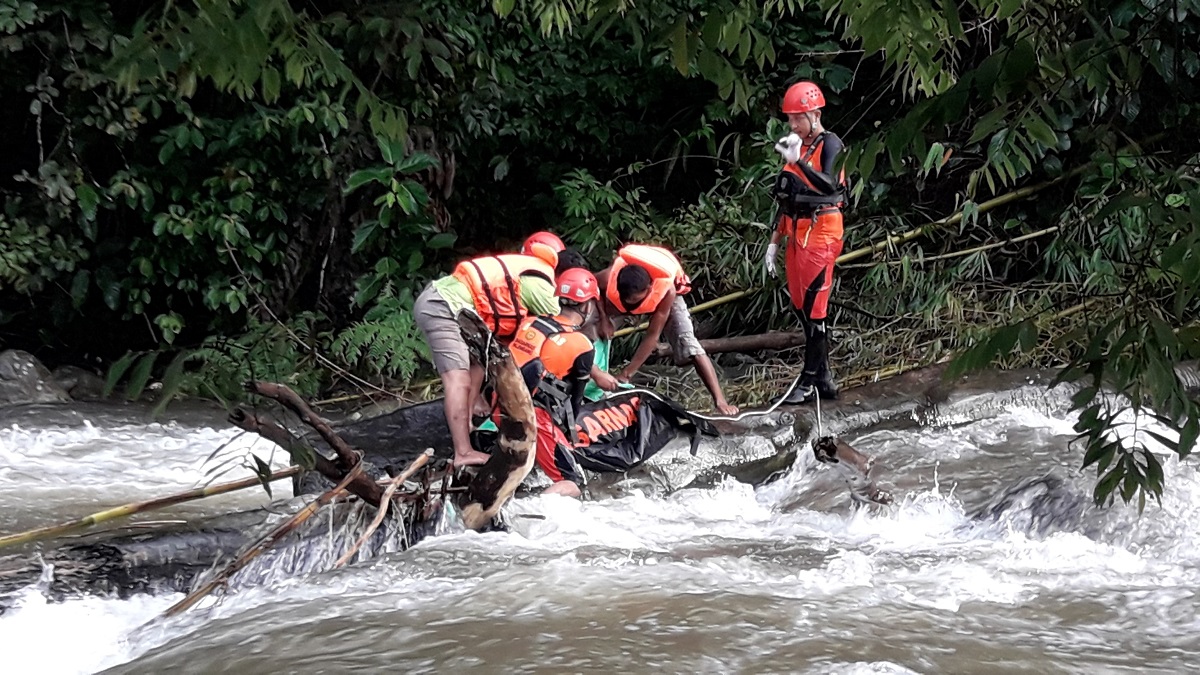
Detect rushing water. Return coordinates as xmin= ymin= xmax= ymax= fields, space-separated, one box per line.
xmin=1 ymin=384 xmax=1198 ymax=674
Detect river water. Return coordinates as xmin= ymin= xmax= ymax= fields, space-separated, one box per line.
xmin=0 ymin=383 xmax=1197 ymax=674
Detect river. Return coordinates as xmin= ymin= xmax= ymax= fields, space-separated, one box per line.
xmin=0 ymin=381 xmax=1197 ymax=674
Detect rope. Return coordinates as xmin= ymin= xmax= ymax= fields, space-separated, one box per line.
xmin=616 ymin=369 xmax=807 ymax=423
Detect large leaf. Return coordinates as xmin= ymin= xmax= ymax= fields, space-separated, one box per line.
xmin=345 ymin=167 xmax=394 ymax=193
xmin=151 ymin=350 xmax=193 ymax=417
xmin=124 ymin=351 xmax=159 ymax=402
xmin=103 ymin=351 xmax=139 ymax=398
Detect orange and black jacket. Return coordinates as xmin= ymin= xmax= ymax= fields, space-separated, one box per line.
xmin=773 ymin=131 xmax=847 ymax=216
xmin=509 ymin=315 xmax=595 ymax=433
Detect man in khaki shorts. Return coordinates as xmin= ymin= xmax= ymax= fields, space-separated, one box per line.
xmin=594 ymin=244 xmax=738 ymax=416
xmin=414 ymin=236 xmax=562 ymax=467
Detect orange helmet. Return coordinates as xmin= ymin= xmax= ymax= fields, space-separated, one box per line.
xmin=556 ymin=267 xmax=599 ymax=303
xmin=782 ymin=81 xmax=825 ymax=114
xmin=521 ymin=231 xmax=565 ymax=256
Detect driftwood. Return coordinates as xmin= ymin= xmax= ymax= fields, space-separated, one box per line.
xmin=334 ymin=450 xmax=433 ymax=568
xmin=455 ymin=311 xmax=538 ymax=531
xmin=652 ymin=330 xmax=805 ymax=359
xmin=161 ymin=465 xmax=364 ymax=618
xmin=228 ymin=407 xmax=384 ymax=507
xmin=0 ymin=466 xmax=302 ymax=550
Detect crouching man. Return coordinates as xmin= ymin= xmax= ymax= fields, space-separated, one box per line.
xmin=506 ymin=268 xmax=601 ymax=497
xmin=596 ymin=244 xmax=738 ymax=416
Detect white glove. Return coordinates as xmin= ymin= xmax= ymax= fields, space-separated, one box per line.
xmin=774 ymin=133 xmax=801 ymax=164
xmin=764 ymin=242 xmax=778 ymax=278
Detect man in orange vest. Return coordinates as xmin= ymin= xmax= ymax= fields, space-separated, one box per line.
xmin=506 ymin=267 xmax=600 ymax=497
xmin=763 ymin=81 xmax=848 ymax=404
xmin=595 ymin=244 xmax=739 ymax=416
xmin=414 ymin=233 xmax=562 ymax=467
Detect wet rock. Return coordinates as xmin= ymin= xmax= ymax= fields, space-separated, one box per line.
xmin=0 ymin=349 xmax=71 ymax=406
xmin=50 ymin=365 xmax=108 ymax=401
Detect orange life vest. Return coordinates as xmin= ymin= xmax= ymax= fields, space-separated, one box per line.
xmin=777 ymin=133 xmax=848 ymax=247
xmin=605 ymin=245 xmax=691 ymax=315
xmin=509 ymin=315 xmax=594 ymax=426
xmin=451 ymin=254 xmax=555 ymax=341
xmin=781 ymin=133 xmax=847 ymax=201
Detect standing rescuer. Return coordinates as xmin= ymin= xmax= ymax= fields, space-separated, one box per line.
xmin=763 ymin=80 xmax=849 ymax=404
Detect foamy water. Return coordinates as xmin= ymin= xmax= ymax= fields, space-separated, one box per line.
xmin=2 ymin=396 xmax=1199 ymax=673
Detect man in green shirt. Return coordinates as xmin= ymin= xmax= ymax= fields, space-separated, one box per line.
xmin=414 ymin=249 xmax=560 ymax=467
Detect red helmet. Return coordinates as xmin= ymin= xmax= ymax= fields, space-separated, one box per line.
xmin=556 ymin=267 xmax=599 ymax=303
xmin=782 ymin=81 xmax=826 ymax=114
xmin=521 ymin=231 xmax=566 ymax=256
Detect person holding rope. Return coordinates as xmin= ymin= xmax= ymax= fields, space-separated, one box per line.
xmin=595 ymin=244 xmax=739 ymax=416
xmin=414 ymin=233 xmax=563 ymax=467
xmin=763 ymin=81 xmax=849 ymax=405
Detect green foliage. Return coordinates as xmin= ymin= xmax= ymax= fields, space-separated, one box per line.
xmin=344 ymin=137 xmax=451 ymax=307
xmin=330 ymin=289 xmax=429 ymax=382
xmin=3 ymin=0 xmax=1199 ymax=509
xmin=187 ymin=314 xmax=329 ymax=404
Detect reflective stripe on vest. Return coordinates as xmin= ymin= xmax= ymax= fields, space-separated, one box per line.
xmin=605 ymin=245 xmax=691 ymax=315
xmin=452 ymin=254 xmax=555 ymax=340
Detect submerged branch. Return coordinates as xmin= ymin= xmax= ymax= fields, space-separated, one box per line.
xmin=229 ymin=408 xmax=383 ymax=507
xmin=161 ymin=465 xmax=364 ymax=619
xmin=333 ymin=449 xmax=433 ymax=569
xmin=0 ymin=467 xmax=302 ymax=550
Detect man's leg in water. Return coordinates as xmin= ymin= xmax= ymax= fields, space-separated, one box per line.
xmin=414 ymin=286 xmax=490 ymax=467
xmin=665 ymin=297 xmax=738 ymax=415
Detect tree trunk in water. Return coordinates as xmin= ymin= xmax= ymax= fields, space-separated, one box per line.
xmin=454 ymin=311 xmax=538 ymax=531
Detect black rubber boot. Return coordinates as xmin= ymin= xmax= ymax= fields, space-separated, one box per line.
xmin=810 ymin=322 xmax=838 ymax=401
xmin=783 ymin=319 xmax=818 ymax=404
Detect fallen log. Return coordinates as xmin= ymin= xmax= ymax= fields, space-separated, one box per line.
xmin=455 ymin=311 xmax=537 ymax=531
xmin=652 ymin=330 xmax=805 ymax=359
xmin=161 ymin=465 xmax=364 ymax=618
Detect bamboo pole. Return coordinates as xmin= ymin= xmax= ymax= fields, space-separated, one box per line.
xmin=0 ymin=467 xmax=302 ymax=550
xmin=840 ymin=226 xmax=1061 ymax=268
xmin=161 ymin=465 xmax=364 ymax=618
xmin=333 ymin=449 xmax=432 ymax=569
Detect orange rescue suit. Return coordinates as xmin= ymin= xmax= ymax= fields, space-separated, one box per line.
xmin=776 ymin=133 xmax=847 ymax=248
xmin=508 ymin=314 xmax=595 ymax=430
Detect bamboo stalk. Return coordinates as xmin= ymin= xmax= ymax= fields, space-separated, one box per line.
xmin=161 ymin=465 xmax=364 ymax=618
xmin=841 ymin=226 xmax=1061 ymax=268
xmin=613 ymin=145 xmax=1139 ymax=339
xmin=0 ymin=467 xmax=302 ymax=550
xmin=333 ymin=449 xmax=432 ymax=569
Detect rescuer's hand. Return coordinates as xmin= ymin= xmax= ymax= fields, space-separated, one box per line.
xmin=774 ymin=133 xmax=801 ymax=164
xmin=764 ymin=242 xmax=779 ymax=278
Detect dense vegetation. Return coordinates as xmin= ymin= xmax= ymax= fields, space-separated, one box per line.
xmin=2 ymin=0 xmax=1197 ymax=506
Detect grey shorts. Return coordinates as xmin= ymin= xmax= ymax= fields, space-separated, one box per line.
xmin=611 ymin=296 xmax=705 ymax=365
xmin=414 ymin=285 xmax=470 ymax=374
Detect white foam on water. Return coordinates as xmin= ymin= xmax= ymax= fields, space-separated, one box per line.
xmin=3 ymin=399 xmax=1200 ymax=673
xmin=0 ymin=586 xmax=180 ymax=675
xmin=0 ymin=421 xmax=293 ymax=531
